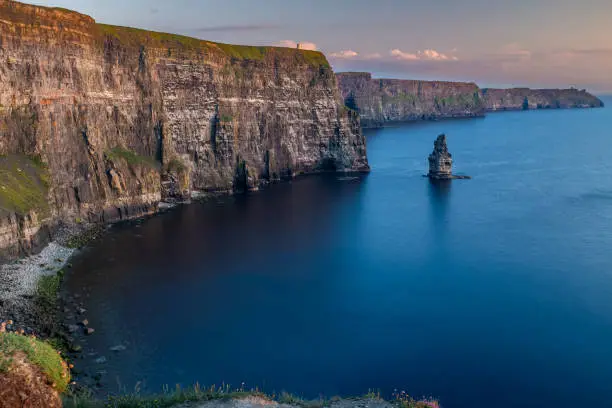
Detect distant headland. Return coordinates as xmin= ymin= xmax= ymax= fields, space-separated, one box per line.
xmin=336 ymin=72 xmax=604 ymax=128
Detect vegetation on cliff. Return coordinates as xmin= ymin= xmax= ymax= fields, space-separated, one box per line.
xmin=105 ymin=148 xmax=160 ymax=169
xmin=482 ymin=87 xmax=604 ymax=110
xmin=0 ymin=331 xmax=71 ymax=392
xmin=0 ymin=155 xmax=50 ymax=216
xmin=63 ymin=386 xmax=439 ymax=408
xmin=97 ymin=24 xmax=329 ymax=67
xmin=336 ymin=72 xmax=485 ymax=128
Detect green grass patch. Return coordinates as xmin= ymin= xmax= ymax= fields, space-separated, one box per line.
xmin=96 ymin=24 xmax=329 ymax=68
xmin=36 ymin=271 xmax=63 ymax=308
xmin=0 ymin=155 xmax=50 ymax=216
xmin=63 ymin=384 xmax=439 ymax=408
xmin=64 ymin=384 xmax=331 ymax=408
xmin=0 ymin=332 xmax=70 ymax=393
xmin=105 ymin=148 xmax=159 ymax=169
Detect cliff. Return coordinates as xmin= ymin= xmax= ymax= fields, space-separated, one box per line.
xmin=482 ymin=88 xmax=604 ymax=111
xmin=0 ymin=0 xmax=368 ymax=260
xmin=336 ymin=72 xmax=485 ymax=128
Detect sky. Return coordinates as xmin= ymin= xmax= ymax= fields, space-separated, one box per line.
xmin=27 ymin=0 xmax=612 ymax=93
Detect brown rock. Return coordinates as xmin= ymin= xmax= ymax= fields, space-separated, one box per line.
xmin=428 ymin=135 xmax=453 ymax=180
xmin=0 ymin=0 xmax=369 ymax=261
xmin=0 ymin=352 xmax=62 ymax=408
xmin=337 ymin=72 xmax=485 ymax=128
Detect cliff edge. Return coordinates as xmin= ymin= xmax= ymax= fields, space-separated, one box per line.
xmin=336 ymin=72 xmax=485 ymax=128
xmin=0 ymin=0 xmax=369 ymax=260
xmin=482 ymin=88 xmax=604 ymax=111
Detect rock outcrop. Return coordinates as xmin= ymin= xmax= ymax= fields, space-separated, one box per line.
xmin=0 ymin=0 xmax=369 ymax=260
xmin=427 ymin=134 xmax=470 ymax=180
xmin=428 ymin=135 xmax=453 ymax=180
xmin=482 ymin=88 xmax=603 ymax=111
xmin=336 ymin=72 xmax=486 ymax=128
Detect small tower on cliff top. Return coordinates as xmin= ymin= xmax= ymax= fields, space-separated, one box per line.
xmin=428 ymin=134 xmax=453 ymax=180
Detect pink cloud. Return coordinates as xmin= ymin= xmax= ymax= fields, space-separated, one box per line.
xmin=390 ymin=48 xmax=457 ymax=61
xmin=390 ymin=48 xmax=419 ymax=60
xmin=330 ymin=50 xmax=359 ymax=59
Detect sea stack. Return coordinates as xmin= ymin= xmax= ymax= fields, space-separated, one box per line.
xmin=428 ymin=134 xmax=453 ymax=179
xmin=427 ymin=134 xmax=471 ymax=180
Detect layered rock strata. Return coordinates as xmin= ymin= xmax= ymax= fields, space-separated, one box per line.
xmin=0 ymin=0 xmax=369 ymax=259
xmin=336 ymin=72 xmax=604 ymax=128
xmin=428 ymin=135 xmax=453 ymax=180
xmin=336 ymin=72 xmax=485 ymax=128
xmin=482 ymin=88 xmax=604 ymax=111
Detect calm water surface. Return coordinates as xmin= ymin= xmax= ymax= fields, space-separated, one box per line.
xmin=64 ymin=98 xmax=612 ymax=408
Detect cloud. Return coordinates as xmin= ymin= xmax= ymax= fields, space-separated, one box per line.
xmin=330 ymin=50 xmax=359 ymax=59
xmin=276 ymin=40 xmax=317 ymax=51
xmin=391 ymin=48 xmax=457 ymax=61
xmin=330 ymin=45 xmax=612 ymax=92
xmin=390 ymin=49 xmax=419 ymax=61
xmin=195 ymin=24 xmax=280 ymax=33
xmin=150 ymin=7 xmax=159 ymax=14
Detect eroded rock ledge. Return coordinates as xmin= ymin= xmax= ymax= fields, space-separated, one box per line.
xmin=0 ymin=0 xmax=369 ymax=260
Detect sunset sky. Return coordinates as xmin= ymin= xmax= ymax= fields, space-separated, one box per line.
xmin=28 ymin=0 xmax=612 ymax=93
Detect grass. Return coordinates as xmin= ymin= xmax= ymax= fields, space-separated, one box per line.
xmin=105 ymin=148 xmax=160 ymax=169
xmin=64 ymin=384 xmax=332 ymax=408
xmin=0 ymin=332 xmax=70 ymax=393
xmin=0 ymin=155 xmax=50 ymax=216
xmin=96 ymin=24 xmax=329 ymax=68
xmin=36 ymin=271 xmax=64 ymax=309
xmin=34 ymin=268 xmax=69 ymax=337
xmin=63 ymin=383 xmax=440 ymax=408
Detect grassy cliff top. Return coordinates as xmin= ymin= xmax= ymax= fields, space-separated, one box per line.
xmin=0 ymin=0 xmax=95 ymax=26
xmin=0 ymin=332 xmax=70 ymax=393
xmin=1 ymin=1 xmax=329 ymax=68
xmin=336 ymin=72 xmax=479 ymax=88
xmin=96 ymin=24 xmax=329 ymax=67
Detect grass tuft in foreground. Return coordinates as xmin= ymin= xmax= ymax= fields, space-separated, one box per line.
xmin=0 ymin=332 xmax=71 ymax=393
xmin=64 ymin=383 xmax=440 ymax=408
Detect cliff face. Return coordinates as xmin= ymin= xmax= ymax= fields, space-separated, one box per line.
xmin=482 ymin=88 xmax=604 ymax=111
xmin=336 ymin=72 xmax=485 ymax=128
xmin=0 ymin=0 xmax=368 ymax=259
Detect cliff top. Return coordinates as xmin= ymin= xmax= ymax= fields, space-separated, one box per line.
xmin=97 ymin=24 xmax=329 ymax=67
xmin=336 ymin=72 xmax=479 ymax=87
xmin=0 ymin=0 xmax=330 ymax=68
xmin=482 ymin=87 xmax=595 ymax=94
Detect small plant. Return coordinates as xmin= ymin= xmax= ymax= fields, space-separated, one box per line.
xmin=36 ymin=273 xmax=62 ymax=308
xmin=393 ymin=390 xmax=440 ymax=408
xmin=0 ymin=332 xmax=70 ymax=393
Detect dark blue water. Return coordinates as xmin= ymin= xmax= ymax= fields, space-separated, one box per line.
xmin=65 ymin=98 xmax=612 ymax=408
